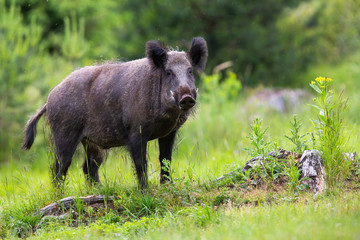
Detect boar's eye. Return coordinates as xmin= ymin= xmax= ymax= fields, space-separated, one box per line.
xmin=166 ymin=70 xmax=173 ymax=77
xmin=188 ymin=68 xmax=193 ymax=75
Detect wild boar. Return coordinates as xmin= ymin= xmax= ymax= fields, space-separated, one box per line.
xmin=22 ymin=37 xmax=208 ymax=190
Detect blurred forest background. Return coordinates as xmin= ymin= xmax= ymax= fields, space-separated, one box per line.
xmin=1 ymin=0 xmax=360 ymax=163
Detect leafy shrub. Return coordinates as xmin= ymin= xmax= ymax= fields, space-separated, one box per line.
xmin=200 ymin=71 xmax=242 ymax=104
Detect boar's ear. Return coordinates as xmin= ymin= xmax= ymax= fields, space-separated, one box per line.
xmin=188 ymin=37 xmax=208 ymax=73
xmin=146 ymin=41 xmax=168 ymax=69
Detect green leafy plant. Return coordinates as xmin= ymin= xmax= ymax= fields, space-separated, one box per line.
xmin=243 ymin=117 xmax=285 ymax=183
xmin=201 ymin=71 xmax=242 ymax=104
xmin=243 ymin=117 xmax=273 ymax=159
xmin=310 ymin=76 xmax=350 ymax=187
xmin=284 ymin=115 xmax=309 ymax=153
xmin=265 ymin=157 xmax=285 ymax=182
xmin=284 ymin=155 xmax=309 ymax=194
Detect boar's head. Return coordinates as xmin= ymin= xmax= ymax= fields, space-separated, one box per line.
xmin=146 ymin=37 xmax=208 ymax=111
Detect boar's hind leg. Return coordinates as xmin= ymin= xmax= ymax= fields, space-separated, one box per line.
xmin=51 ymin=130 xmax=82 ymax=187
xmin=129 ymin=135 xmax=149 ymax=191
xmin=158 ymin=131 xmax=177 ymax=184
xmin=82 ymin=140 xmax=104 ymax=184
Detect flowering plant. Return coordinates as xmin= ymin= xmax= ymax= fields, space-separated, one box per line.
xmin=310 ymin=76 xmax=349 ymax=187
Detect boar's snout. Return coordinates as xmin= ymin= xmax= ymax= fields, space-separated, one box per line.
xmin=179 ymin=94 xmax=196 ymax=110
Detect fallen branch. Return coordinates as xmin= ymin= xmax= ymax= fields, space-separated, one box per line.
xmin=38 ymin=194 xmax=118 ymax=217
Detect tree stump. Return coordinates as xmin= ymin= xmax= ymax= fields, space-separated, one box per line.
xmin=216 ymin=149 xmax=326 ymax=193
xmin=298 ymin=150 xmax=326 ymax=193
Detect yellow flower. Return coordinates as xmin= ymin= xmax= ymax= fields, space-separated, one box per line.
xmin=315 ymin=76 xmax=333 ymax=82
xmin=325 ymin=77 xmax=333 ymax=82
xmin=313 ymin=98 xmax=317 ymax=101
xmin=311 ymin=81 xmax=315 ymax=85
xmin=315 ymin=76 xmax=324 ymax=82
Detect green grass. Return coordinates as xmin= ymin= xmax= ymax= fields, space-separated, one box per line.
xmin=2 ymin=54 xmax=360 ymax=238
xmin=10 ymin=191 xmax=360 ymax=240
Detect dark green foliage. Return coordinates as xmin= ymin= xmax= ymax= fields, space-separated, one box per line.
xmin=115 ymin=0 xmax=300 ymax=86
xmin=12 ymin=0 xmax=123 ymax=59
xmin=0 ymin=1 xmax=45 ymax=161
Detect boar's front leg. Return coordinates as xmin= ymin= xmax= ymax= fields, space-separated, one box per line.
xmin=158 ymin=131 xmax=177 ymax=183
xmin=129 ymin=133 xmax=149 ymax=191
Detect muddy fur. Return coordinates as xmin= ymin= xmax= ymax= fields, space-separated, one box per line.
xmin=22 ymin=37 xmax=208 ymax=190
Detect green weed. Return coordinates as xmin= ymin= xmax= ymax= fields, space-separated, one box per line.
xmin=264 ymin=157 xmax=285 ymax=182
xmin=310 ymin=76 xmax=351 ymax=187
xmin=284 ymin=155 xmax=310 ymax=194
xmin=285 ymin=115 xmax=310 ymax=153
xmin=243 ymin=117 xmax=273 ymax=159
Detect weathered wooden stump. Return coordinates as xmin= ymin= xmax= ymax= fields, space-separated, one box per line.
xmin=216 ymin=149 xmax=327 ymax=193
xmin=298 ymin=150 xmax=326 ymax=193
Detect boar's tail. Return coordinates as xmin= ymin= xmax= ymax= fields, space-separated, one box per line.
xmin=22 ymin=104 xmax=47 ymax=150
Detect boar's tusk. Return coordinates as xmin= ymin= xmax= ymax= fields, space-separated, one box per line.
xmin=196 ymin=88 xmax=198 ymax=93
xmin=170 ymin=90 xmax=174 ymax=97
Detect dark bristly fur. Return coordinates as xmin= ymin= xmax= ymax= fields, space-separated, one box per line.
xmin=22 ymin=104 xmax=47 ymax=150
xmin=188 ymin=37 xmax=208 ymax=73
xmin=146 ymin=41 xmax=168 ymax=68
xmin=22 ymin=37 xmax=208 ymax=191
